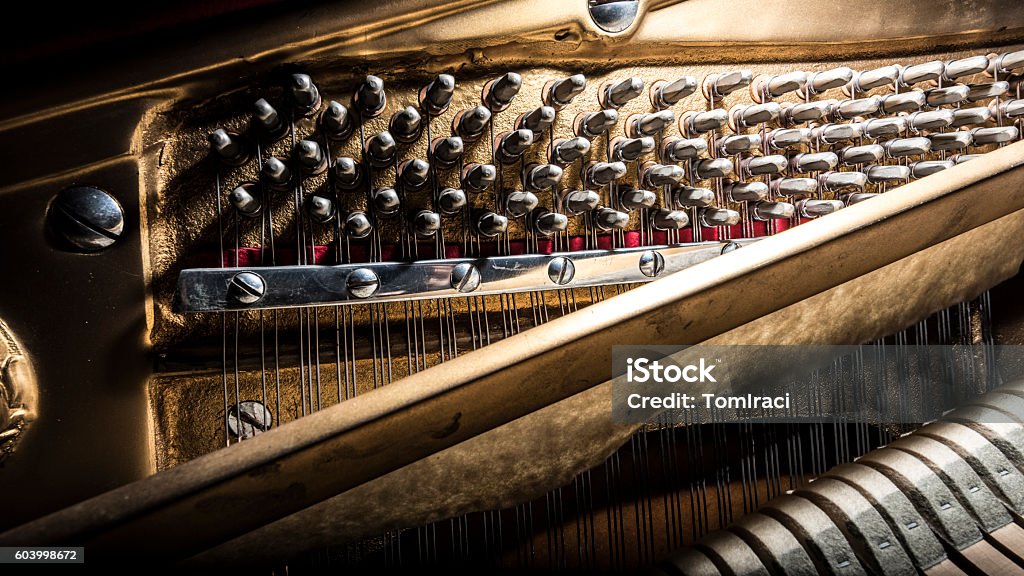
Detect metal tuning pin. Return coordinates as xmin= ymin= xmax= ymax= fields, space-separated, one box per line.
xmin=461 ymin=163 xmax=497 ymax=192
xmin=717 ymin=133 xmax=762 ymax=156
xmin=397 ymin=159 xmax=430 ymax=189
xmin=693 ymin=158 xmax=733 ymax=179
xmin=899 ymin=61 xmax=945 ymax=87
xmin=641 ymin=163 xmax=684 ymax=187
xmin=437 ymin=188 xmax=468 ymax=215
xmin=344 ymin=211 xmax=373 ymax=238
xmin=261 ymin=157 xmax=291 ymax=191
xmin=820 ymin=171 xmax=868 ymax=193
xmin=575 ymin=109 xmax=619 ymax=139
xmin=504 ymin=190 xmax=539 ymax=218
xmin=752 ymin=71 xmax=806 ymax=101
xmin=564 ymin=190 xmax=600 ymax=215
xmin=782 ymin=100 xmax=833 ymax=124
xmin=910 ymin=160 xmax=954 ymax=178
xmin=650 ymin=76 xmax=697 ymax=108
xmin=585 ymin=161 xmax=627 ymax=186
xmin=306 ymin=194 xmax=336 ymax=223
xmin=370 ymin=187 xmax=401 ymax=215
xmin=517 ymin=106 xmax=556 ymax=135
xmin=593 ymin=207 xmax=630 ymax=231
xmin=880 ymin=91 xmax=927 ymax=114
xmin=618 ymin=187 xmax=657 ymax=210
xmin=661 ymin=137 xmax=708 ymax=161
xmin=452 ymin=106 xmax=492 ymax=142
xmin=411 ymin=210 xmax=441 ymax=238
xmin=832 ymin=96 xmax=881 ymax=120
xmin=865 ymin=164 xmax=911 ymax=183
xmin=802 ymin=67 xmax=854 ymax=96
xmin=321 ymin=101 xmax=354 ymax=141
xmin=995 ymin=99 xmax=1024 ymax=119
xmin=766 ymin=127 xmax=811 ymax=149
xmin=988 ymin=49 xmax=1024 ymax=76
xmin=290 ymin=73 xmax=322 ymax=117
xmin=294 ymin=139 xmax=327 ymax=175
xmin=971 ymin=126 xmax=1020 ymax=145
xmin=601 ymin=77 xmax=644 ymax=108
xmin=680 ymin=108 xmax=728 ymax=136
xmin=771 ymin=177 xmax=818 ymax=196
xmin=950 ymin=107 xmax=992 ymax=128
xmin=475 ymin=211 xmax=508 ymax=237
xmin=840 ymin=144 xmax=884 ymax=165
xmin=652 ymin=209 xmax=690 ymax=230
xmin=495 ymin=129 xmax=534 ymax=164
xmin=611 ymin=136 xmax=655 ymax=162
xmin=545 ymin=74 xmax=587 ymax=109
xmin=883 ymin=137 xmax=931 ymax=157
xmin=208 ymin=129 xmax=248 ymax=166
xmin=702 ymin=69 xmax=753 ymax=99
xmin=628 ymin=110 xmax=674 ymax=137
xmin=673 ymin=185 xmax=716 ymax=207
xmin=966 ymin=81 xmax=1009 ymax=102
xmin=699 ymin=207 xmax=740 ymax=227
xmin=253 ymin=98 xmax=288 ymax=141
xmin=229 ymin=183 xmax=261 ymax=217
xmin=925 ymin=85 xmax=970 ymax=107
xmin=791 ymin=151 xmax=839 ymax=172
xmin=533 ymin=209 xmax=568 ymax=236
xmin=483 ymin=72 xmax=522 ymax=112
xmin=419 ymin=74 xmax=455 ymax=115
xmin=741 ymin=155 xmax=788 ymax=176
xmin=724 ymin=181 xmax=769 ymax=202
xmin=844 ymin=65 xmax=899 ymax=95
xmin=943 ymin=55 xmax=990 ymax=81
xmin=333 ymin=157 xmax=362 ymax=191
xmin=929 ymin=132 xmax=972 ymax=152
xmin=813 ymin=123 xmax=862 ymax=144
xmin=430 ymin=136 xmax=464 ymax=168
xmin=354 ymin=75 xmax=387 ymax=118
xmin=752 ymin=201 xmax=796 ymax=220
xmin=796 ymin=199 xmax=844 ymax=218
xmin=908 ymin=109 xmax=955 ymax=132
xmin=729 ymin=102 xmax=781 ymax=130
xmin=524 ymin=164 xmax=563 ymax=190
xmin=842 ymin=192 xmax=878 ymax=205
xmin=861 ymin=117 xmax=907 ymax=139
xmin=550 ymin=137 xmax=591 ymax=165
xmin=953 ymin=154 xmax=983 ymax=164
xmin=365 ymin=131 xmax=397 ymax=167
xmin=389 ymin=106 xmax=423 ymax=143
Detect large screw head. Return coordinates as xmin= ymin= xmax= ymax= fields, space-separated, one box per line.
xmin=227 ymin=400 xmax=273 ymax=439
xmin=228 ymin=272 xmax=266 ymax=305
xmin=588 ymin=0 xmax=639 ymax=33
xmin=450 ymin=263 xmax=482 ymax=293
xmin=347 ymin=268 xmax=380 ymax=299
xmin=639 ymin=250 xmax=665 ymax=278
xmin=547 ymin=257 xmax=575 ymax=286
xmin=49 ymin=186 xmax=124 ymax=252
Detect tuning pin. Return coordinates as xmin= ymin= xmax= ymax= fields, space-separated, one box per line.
xmin=883 ymin=137 xmax=931 ymax=157
xmin=796 ymin=199 xmax=844 ymax=218
xmin=419 ymin=74 xmax=455 ymax=115
xmin=321 ymin=101 xmax=354 ymax=141
xmin=680 ymin=109 xmax=728 ymax=136
xmin=994 ymin=99 xmax=1024 ymax=119
xmin=899 ymin=61 xmax=945 ymax=87
xmin=209 ymin=129 xmax=248 ymax=166
xmin=534 ymin=209 xmax=568 ymax=236
xmin=673 ymin=186 xmax=716 ymax=207
xmin=475 ymin=211 xmax=508 ymax=237
xmin=389 ymin=106 xmax=423 ymax=143
xmin=988 ymin=49 xmax=1024 ymax=76
xmin=967 ymin=82 xmax=1009 ymax=102
xmin=593 ymin=207 xmax=629 ymax=231
xmin=619 ymin=187 xmax=657 ymax=210
xmin=880 ymin=91 xmax=927 ymax=114
xmin=929 ymin=132 xmax=972 ymax=151
xmin=910 ymin=160 xmax=954 ymax=178
xmin=650 ymin=77 xmax=697 ymax=108
xmin=601 ymin=77 xmax=644 ymax=108
xmin=253 ymin=99 xmax=288 ymax=141
xmin=740 ymin=155 xmax=788 ymax=176
xmin=752 ymin=71 xmax=806 ymax=101
xmin=294 ymin=139 xmax=327 ymax=175
xmin=504 ymin=190 xmax=539 ymax=218
xmin=950 ymin=107 xmax=992 ymax=128
xmin=771 ymin=177 xmax=818 ymax=196
xmin=564 ymin=190 xmax=600 ymax=215
xmin=306 ymin=194 xmax=336 ymax=223
xmin=354 ymin=75 xmax=386 ymax=118
xmin=791 ymin=151 xmax=839 ymax=172
xmin=365 ymin=131 xmax=397 ymax=167
xmin=586 ymin=161 xmax=627 ymax=186
xmin=840 ymin=144 xmax=884 ymax=165
xmin=861 ymin=117 xmax=907 ymax=139
xmin=411 ymin=210 xmax=441 ymax=237
xmin=461 ymin=163 xmax=497 ymax=192
xmin=229 ymin=183 xmax=261 ymax=217
xmin=523 ymin=164 xmax=563 ymax=190
xmin=575 ymin=109 xmax=619 ymax=139
xmin=452 ymin=106 xmax=492 ymax=142
xmin=290 ymin=73 xmax=322 ymax=117
xmin=752 ymin=201 xmax=796 ymax=220
xmin=832 ymin=96 xmax=881 ymax=120
xmin=782 ymin=100 xmax=833 ymax=124
xmin=661 ymin=137 xmax=707 ymax=161
xmin=430 ymin=136 xmax=464 ymax=168
xmin=926 ymin=85 xmax=969 ymax=107
xmin=332 ymin=157 xmax=362 ymax=191
xmin=398 ymin=159 xmax=430 ymax=189
xmin=261 ymin=157 xmax=291 ymax=191
xmin=483 ymin=72 xmax=522 ymax=112
xmin=813 ymin=123 xmax=862 ymax=144
xmin=370 ymin=187 xmax=401 ymax=215
xmin=844 ymin=65 xmax=899 ymax=95
xmin=344 ymin=211 xmax=373 ymax=238
xmin=820 ymin=171 xmax=868 ymax=192
xmin=717 ymin=133 xmax=762 ymax=155
xmin=544 ymin=74 xmax=587 ymax=109
xmin=518 ymin=106 xmax=556 ymax=135
xmin=641 ymin=162 xmax=684 ymax=187
xmin=971 ymin=126 xmax=1019 ymax=145
xmin=842 ymin=193 xmax=878 ymax=205
xmin=550 ymin=137 xmax=592 ymax=165
xmin=724 ymin=181 xmax=769 ymax=202
xmin=907 ymin=109 xmax=954 ymax=132
xmin=495 ymin=129 xmax=534 ymax=164
xmin=865 ymin=164 xmax=911 ymax=183
xmin=699 ymin=207 xmax=741 ymax=227
xmin=702 ymin=70 xmax=753 ymax=99
xmin=952 ymin=154 xmax=983 ymax=164
xmin=628 ymin=110 xmax=675 ymax=137
xmin=729 ymin=103 xmax=781 ymax=130
xmin=652 ymin=209 xmax=690 ymax=230
xmin=802 ymin=67 xmax=854 ymax=96
xmin=437 ymin=188 xmax=468 ymax=214
xmin=943 ymin=55 xmax=990 ymax=81
xmin=608 ymin=136 xmax=654 ymax=162
xmin=766 ymin=127 xmax=811 ymax=149
xmin=693 ymin=158 xmax=733 ymax=179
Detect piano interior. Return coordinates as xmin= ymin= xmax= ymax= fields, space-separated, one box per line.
xmin=4 ymin=1 xmax=1024 ymax=573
